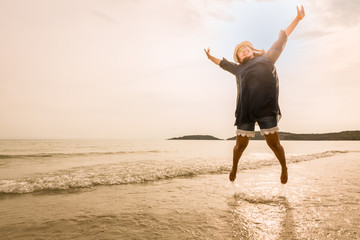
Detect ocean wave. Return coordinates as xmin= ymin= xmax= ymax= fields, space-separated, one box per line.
xmin=233 ymin=192 xmax=287 ymax=205
xmin=0 ymin=150 xmax=348 ymax=194
xmin=0 ymin=150 xmax=162 ymax=159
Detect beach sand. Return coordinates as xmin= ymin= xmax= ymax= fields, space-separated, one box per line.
xmin=1 ymin=150 xmax=359 ymax=240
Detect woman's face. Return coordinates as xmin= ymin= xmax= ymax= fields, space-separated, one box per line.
xmin=237 ymin=46 xmax=254 ymax=63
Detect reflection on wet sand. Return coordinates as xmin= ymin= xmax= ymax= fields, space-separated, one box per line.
xmin=228 ymin=193 xmax=296 ymax=240
xmin=279 ymin=198 xmax=296 ymax=240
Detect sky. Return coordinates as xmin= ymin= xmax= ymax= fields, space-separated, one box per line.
xmin=1 ymin=0 xmax=360 ymax=139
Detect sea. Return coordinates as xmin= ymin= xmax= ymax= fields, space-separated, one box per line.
xmin=0 ymin=139 xmax=359 ymax=240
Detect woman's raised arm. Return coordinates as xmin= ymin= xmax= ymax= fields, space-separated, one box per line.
xmin=265 ymin=5 xmax=305 ymax=63
xmin=285 ymin=5 xmax=305 ymax=37
xmin=204 ymin=48 xmax=221 ymax=65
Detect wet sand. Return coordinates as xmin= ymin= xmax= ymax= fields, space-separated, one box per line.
xmin=1 ymin=151 xmax=359 ymax=239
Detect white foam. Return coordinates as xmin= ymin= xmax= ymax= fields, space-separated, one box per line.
xmin=0 ymin=150 xmax=349 ymax=194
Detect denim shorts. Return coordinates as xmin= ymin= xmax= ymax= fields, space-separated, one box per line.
xmin=236 ymin=115 xmax=279 ymax=138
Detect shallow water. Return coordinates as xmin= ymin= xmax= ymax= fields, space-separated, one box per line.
xmin=0 ymin=140 xmax=359 ymax=239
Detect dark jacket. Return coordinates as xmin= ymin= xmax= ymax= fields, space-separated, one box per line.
xmin=219 ymin=30 xmax=288 ymax=126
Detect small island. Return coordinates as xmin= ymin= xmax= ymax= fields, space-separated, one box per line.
xmin=167 ymin=135 xmax=223 ymax=140
xmin=168 ymin=131 xmax=360 ymax=141
xmin=227 ymin=130 xmax=360 ymax=140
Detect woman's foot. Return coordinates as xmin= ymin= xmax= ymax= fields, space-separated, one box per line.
xmin=229 ymin=168 xmax=237 ymax=182
xmin=281 ymin=167 xmax=288 ymax=184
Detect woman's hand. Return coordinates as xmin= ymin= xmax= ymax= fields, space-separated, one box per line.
xmin=204 ymin=47 xmax=212 ymax=59
xmin=285 ymin=5 xmax=305 ymax=37
xmin=204 ymin=47 xmax=221 ymax=65
xmin=297 ymin=5 xmax=305 ymax=20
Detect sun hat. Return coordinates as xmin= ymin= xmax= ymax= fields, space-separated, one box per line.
xmin=233 ymin=41 xmax=253 ymax=63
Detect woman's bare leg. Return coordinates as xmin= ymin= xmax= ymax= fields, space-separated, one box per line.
xmin=229 ymin=135 xmax=249 ymax=181
xmin=264 ymin=132 xmax=288 ymax=184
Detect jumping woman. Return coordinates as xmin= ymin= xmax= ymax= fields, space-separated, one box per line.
xmin=204 ymin=6 xmax=305 ymax=184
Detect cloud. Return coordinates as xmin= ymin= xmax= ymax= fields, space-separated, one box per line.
xmin=289 ymin=0 xmax=360 ymax=41
xmin=183 ymin=0 xmax=246 ymax=23
xmin=293 ymin=29 xmax=334 ymax=40
xmin=254 ymin=0 xmax=277 ymax=2
xmin=208 ymin=11 xmax=236 ymax=22
xmin=305 ymin=0 xmax=360 ymax=26
xmin=91 ymin=10 xmax=121 ymax=27
xmin=326 ymin=0 xmax=360 ymax=25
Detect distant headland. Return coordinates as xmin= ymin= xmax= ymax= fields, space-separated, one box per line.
xmin=168 ymin=131 xmax=360 ymax=140
xmin=226 ymin=130 xmax=360 ymax=141
xmin=167 ymin=135 xmax=223 ymax=140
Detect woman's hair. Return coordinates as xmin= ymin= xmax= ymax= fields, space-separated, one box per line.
xmin=238 ymin=46 xmax=265 ymax=64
